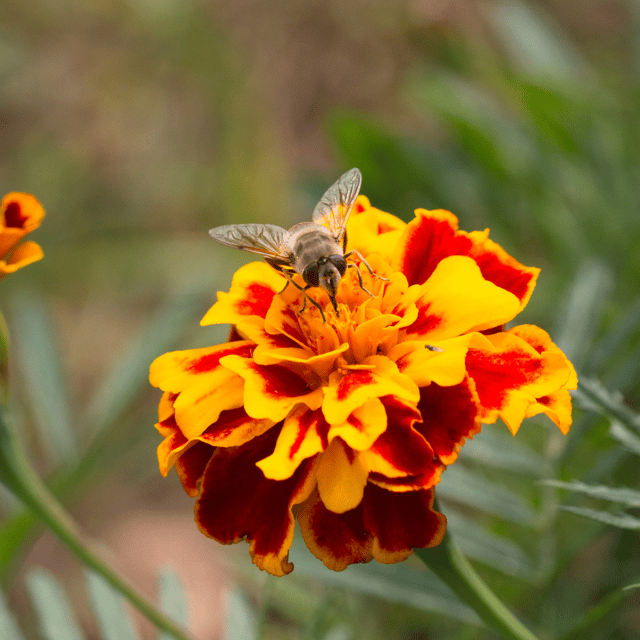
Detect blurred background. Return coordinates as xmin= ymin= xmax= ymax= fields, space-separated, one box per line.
xmin=2 ymin=0 xmax=640 ymax=638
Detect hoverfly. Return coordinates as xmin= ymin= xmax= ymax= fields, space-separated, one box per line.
xmin=209 ymin=168 xmax=387 ymax=323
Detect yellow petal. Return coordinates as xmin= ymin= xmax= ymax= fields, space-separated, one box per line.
xmin=316 ymin=439 xmax=368 ymax=514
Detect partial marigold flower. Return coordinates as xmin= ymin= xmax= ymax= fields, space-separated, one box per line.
xmin=150 ymin=195 xmax=576 ymax=576
xmin=0 ymin=193 xmax=45 ymax=280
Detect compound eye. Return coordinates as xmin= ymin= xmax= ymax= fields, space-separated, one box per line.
xmin=302 ymin=262 xmax=320 ymax=287
xmin=329 ymin=254 xmax=347 ymax=276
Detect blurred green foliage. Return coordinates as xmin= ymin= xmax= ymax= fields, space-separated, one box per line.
xmin=2 ymin=0 xmax=640 ymax=639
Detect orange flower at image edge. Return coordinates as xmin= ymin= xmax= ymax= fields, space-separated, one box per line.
xmin=0 ymin=193 xmax=45 ymax=280
xmin=150 ymin=197 xmax=577 ymax=576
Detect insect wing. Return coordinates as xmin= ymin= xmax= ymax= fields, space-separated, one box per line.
xmin=311 ymin=167 xmax=362 ymax=242
xmin=209 ymin=223 xmax=289 ymax=260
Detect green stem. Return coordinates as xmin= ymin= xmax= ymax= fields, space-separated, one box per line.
xmin=0 ymin=407 xmax=194 ymax=640
xmin=414 ymin=501 xmax=539 ymax=640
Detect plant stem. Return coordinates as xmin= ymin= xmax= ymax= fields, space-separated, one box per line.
xmin=415 ymin=500 xmax=540 ymax=640
xmin=0 ymin=407 xmax=194 ymax=640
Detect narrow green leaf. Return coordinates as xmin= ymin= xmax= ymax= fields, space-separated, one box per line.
xmin=0 ymin=589 xmax=25 ymax=640
xmin=437 ymin=466 xmax=538 ymax=526
xmin=590 ymin=297 xmax=640 ymax=373
xmin=291 ymin=538 xmax=480 ymax=624
xmin=157 ymin=566 xmax=188 ymax=640
xmin=85 ymin=570 xmax=139 ymax=640
xmin=490 ymin=0 xmax=592 ymax=87
xmin=9 ymin=290 xmax=77 ymax=466
xmin=574 ymin=378 xmax=640 ymax=434
xmin=222 ymin=587 xmax=256 ymax=640
xmin=553 ymin=261 xmax=613 ymax=369
xmin=25 ymin=568 xmax=85 ymax=640
xmin=322 ymin=626 xmax=352 ymax=640
xmin=544 ymin=480 xmax=640 ymax=507
xmin=82 ymin=295 xmax=205 ymax=438
xmin=561 ymin=506 xmax=640 ymax=530
xmin=446 ymin=511 xmax=535 ymax=579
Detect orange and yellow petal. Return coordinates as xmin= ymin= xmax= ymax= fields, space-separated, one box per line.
xmin=201 ymin=262 xmax=285 ymax=326
xmin=345 ymin=195 xmax=406 ymax=263
xmin=0 ymin=241 xmax=44 ymax=279
xmin=362 ymin=396 xmax=443 ymax=489
xmin=322 ymin=356 xmax=419 ymax=425
xmin=220 ymin=355 xmax=323 ymax=421
xmin=466 ymin=327 xmax=575 ymax=435
xmin=0 ymin=193 xmax=45 ymax=258
xmin=257 ymin=406 xmax=329 ymax=480
xmin=393 ymin=209 xmax=538 ymax=310
xmin=195 ymin=428 xmax=318 ymax=576
xmin=298 ymin=484 xmax=446 ymax=571
xmin=404 ymin=255 xmax=521 ymax=341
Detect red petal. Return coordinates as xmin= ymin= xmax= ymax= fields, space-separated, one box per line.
xmin=195 ymin=427 xmax=317 ymax=576
xmin=415 ymin=378 xmax=482 ymax=465
xmin=393 ymin=209 xmax=538 ymax=307
xmin=298 ymin=484 xmax=446 ymax=571
xmin=175 ymin=441 xmax=215 ymax=497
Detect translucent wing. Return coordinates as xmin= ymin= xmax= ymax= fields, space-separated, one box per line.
xmin=311 ymin=167 xmax=362 ymax=242
xmin=209 ymin=223 xmax=290 ymax=260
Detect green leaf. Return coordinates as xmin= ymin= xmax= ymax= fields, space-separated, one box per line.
xmin=446 ymin=511 xmax=535 ymax=579
xmin=157 ymin=566 xmax=188 ymax=640
xmin=25 ymin=568 xmax=85 ymax=640
xmin=82 ymin=295 xmax=205 ymax=438
xmin=85 ymin=570 xmax=139 ymax=640
xmin=438 ymin=466 xmax=538 ymax=526
xmin=0 ymin=589 xmax=25 ymax=640
xmin=561 ymin=506 xmax=640 ymax=530
xmin=9 ymin=289 xmax=77 ymax=466
xmin=321 ymin=626 xmax=352 ymax=640
xmin=222 ymin=587 xmax=256 ymax=640
xmin=574 ymin=377 xmax=640 ymax=434
xmin=490 ymin=1 xmax=592 ymax=88
xmin=553 ymin=260 xmax=613 ymax=369
xmin=290 ymin=538 xmax=480 ymax=624
xmin=609 ymin=421 xmax=640 ymax=456
xmin=544 ymin=480 xmax=640 ymax=507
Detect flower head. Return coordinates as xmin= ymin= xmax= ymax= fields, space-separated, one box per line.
xmin=0 ymin=193 xmax=45 ymax=280
xmin=150 ymin=196 xmax=576 ymax=576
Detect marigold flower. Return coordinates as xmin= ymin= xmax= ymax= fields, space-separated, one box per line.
xmin=0 ymin=193 xmax=45 ymax=280
xmin=150 ymin=196 xmax=576 ymax=576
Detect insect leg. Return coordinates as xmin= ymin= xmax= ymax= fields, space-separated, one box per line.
xmin=346 ymin=262 xmax=375 ymax=298
xmin=344 ymin=250 xmax=389 ymax=282
xmin=277 ymin=271 xmax=327 ymax=323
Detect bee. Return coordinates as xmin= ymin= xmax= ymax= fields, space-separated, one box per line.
xmin=209 ymin=168 xmax=388 ymax=323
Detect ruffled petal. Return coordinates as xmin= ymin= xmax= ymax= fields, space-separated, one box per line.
xmin=466 ymin=328 xmax=575 ymax=435
xmin=220 ymin=355 xmax=323 ymax=421
xmin=175 ymin=441 xmax=215 ymax=497
xmin=393 ymin=208 xmax=538 ymax=309
xmin=195 ymin=428 xmax=318 ymax=576
xmin=361 ymin=397 xmax=442 ymax=488
xmin=415 ymin=378 xmax=482 ymax=465
xmin=345 ymin=195 xmax=406 ymax=263
xmin=257 ymin=406 xmax=329 ymax=480
xmin=298 ymin=484 xmax=446 ymax=571
xmin=322 ymin=356 xmax=419 ymax=425
xmin=201 ymin=262 xmax=285 ymax=326
xmin=404 ymin=255 xmax=521 ymax=341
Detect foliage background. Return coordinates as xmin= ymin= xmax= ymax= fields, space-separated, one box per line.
xmin=1 ymin=0 xmax=640 ymax=638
